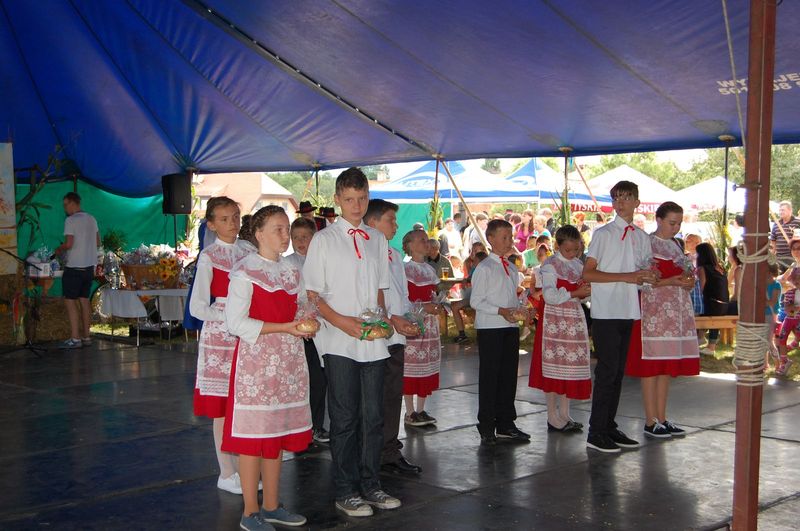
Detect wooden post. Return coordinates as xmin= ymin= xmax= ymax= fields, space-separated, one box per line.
xmin=732 ymin=0 xmax=777 ymax=529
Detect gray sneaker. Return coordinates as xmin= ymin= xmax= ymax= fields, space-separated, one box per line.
xmin=260 ymin=505 xmax=306 ymax=527
xmin=240 ymin=512 xmax=275 ymax=531
xmin=59 ymin=338 xmax=82 ymax=349
xmin=335 ymin=495 xmax=373 ymax=517
xmin=363 ymin=489 xmax=401 ymax=510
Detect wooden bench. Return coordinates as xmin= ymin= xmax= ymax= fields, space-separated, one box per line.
xmin=695 ymin=315 xmax=738 ymax=346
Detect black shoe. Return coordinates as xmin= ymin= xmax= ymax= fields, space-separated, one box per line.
xmin=586 ymin=433 xmax=621 ymax=453
xmin=496 ymin=427 xmax=531 ymax=442
xmin=643 ymin=419 xmax=671 ymax=439
xmin=312 ymin=428 xmax=330 ymax=443
xmin=547 ymin=421 xmax=570 ymax=432
xmin=381 ymin=456 xmax=422 ymax=475
xmin=663 ymin=420 xmax=686 ymax=436
xmin=480 ymin=434 xmax=497 ymax=446
xmin=609 ymin=429 xmax=639 ymax=449
xmin=567 ymin=419 xmax=584 ymax=430
xmin=453 ymin=333 xmax=469 ymax=344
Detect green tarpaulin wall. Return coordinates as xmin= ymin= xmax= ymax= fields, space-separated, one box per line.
xmin=15 ymin=180 xmax=188 ymax=297
xmin=390 ymin=202 xmax=452 ymax=251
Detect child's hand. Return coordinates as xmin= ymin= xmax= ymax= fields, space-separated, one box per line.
xmin=337 ymin=315 xmax=367 ymax=338
xmin=423 ymin=302 xmax=442 ymax=315
xmin=286 ymin=320 xmax=316 ymax=338
xmin=498 ymin=307 xmax=519 ymax=323
xmin=573 ymin=283 xmax=591 ymax=298
xmin=391 ymin=315 xmax=420 ymax=337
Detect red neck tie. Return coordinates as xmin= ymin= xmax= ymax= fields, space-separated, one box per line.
xmin=622 ymin=225 xmax=635 ymax=240
xmin=388 ymin=249 xmax=393 ymax=262
xmin=347 ymin=228 xmax=370 ymax=259
xmin=500 ymin=256 xmax=510 ymax=276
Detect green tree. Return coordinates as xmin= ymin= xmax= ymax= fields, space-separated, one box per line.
xmin=481 ymin=158 xmax=501 ymax=174
xmin=362 ymin=164 xmax=389 ymax=181
xmin=268 ymin=171 xmax=336 ymax=207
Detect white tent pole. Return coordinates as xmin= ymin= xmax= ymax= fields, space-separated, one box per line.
xmin=440 ymin=158 xmax=489 ymax=250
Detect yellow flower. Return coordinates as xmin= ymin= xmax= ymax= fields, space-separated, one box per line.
xmin=160 ymin=271 xmax=170 ymax=281
xmin=160 ymin=258 xmax=169 ymax=266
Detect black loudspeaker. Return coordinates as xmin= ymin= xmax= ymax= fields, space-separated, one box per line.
xmin=162 ymin=172 xmax=192 ymax=214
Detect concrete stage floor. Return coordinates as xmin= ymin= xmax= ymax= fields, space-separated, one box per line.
xmin=0 ymin=338 xmax=798 ymax=530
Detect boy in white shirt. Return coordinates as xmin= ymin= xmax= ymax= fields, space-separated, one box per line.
xmin=364 ymin=199 xmax=423 ymax=476
xmin=582 ymin=181 xmax=656 ymax=453
xmin=471 ymin=219 xmax=531 ymax=444
xmin=303 ymin=169 xmax=401 ymax=517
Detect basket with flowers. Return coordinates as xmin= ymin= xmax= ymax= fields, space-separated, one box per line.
xmin=121 ymin=244 xmax=181 ymax=289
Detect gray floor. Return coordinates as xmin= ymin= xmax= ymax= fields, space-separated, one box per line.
xmin=0 ymin=338 xmax=797 ymax=530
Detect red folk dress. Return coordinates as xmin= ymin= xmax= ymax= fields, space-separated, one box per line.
xmin=403 ymin=260 xmax=441 ymax=397
xmin=192 ymin=239 xmax=252 ymax=418
xmin=529 ymin=254 xmax=592 ymax=399
xmin=221 ymin=254 xmax=312 ymax=458
xmin=626 ymin=235 xmax=700 ymax=377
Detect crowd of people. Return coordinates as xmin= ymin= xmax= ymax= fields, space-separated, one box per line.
xmin=175 ymin=171 xmax=800 ymax=530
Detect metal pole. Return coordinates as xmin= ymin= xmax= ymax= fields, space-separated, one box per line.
xmin=732 ymin=0 xmax=777 ymax=528
xmin=440 ymin=160 xmax=489 ymax=250
xmin=720 ymin=134 xmax=736 ymax=224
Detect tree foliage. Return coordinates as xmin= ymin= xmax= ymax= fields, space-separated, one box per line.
xmin=481 ymin=158 xmax=501 ymax=174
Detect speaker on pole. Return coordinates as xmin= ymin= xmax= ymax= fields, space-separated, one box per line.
xmin=162 ymin=172 xmax=192 ymax=214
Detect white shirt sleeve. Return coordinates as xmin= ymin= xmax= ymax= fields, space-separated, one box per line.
xmin=224 ymin=277 xmax=262 ymax=345
xmin=189 ymin=254 xmax=224 ymax=322
xmin=378 ymin=236 xmax=390 ymax=291
xmin=541 ymin=264 xmax=572 ymax=305
xmin=302 ymin=235 xmax=327 ymax=295
xmin=470 ymin=263 xmax=499 ymax=315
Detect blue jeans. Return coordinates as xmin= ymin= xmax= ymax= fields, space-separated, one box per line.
xmin=324 ymin=354 xmax=385 ymax=499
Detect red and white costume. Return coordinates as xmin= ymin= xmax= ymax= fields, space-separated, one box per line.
xmin=403 ymin=260 xmax=441 ymax=397
xmin=191 ymin=239 xmax=253 ymax=418
xmin=222 ymin=253 xmax=312 ymax=458
xmin=626 ymin=235 xmax=700 ymax=377
xmin=529 ymin=253 xmax=592 ymax=399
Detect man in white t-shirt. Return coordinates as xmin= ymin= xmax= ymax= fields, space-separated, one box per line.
xmin=55 ymin=192 xmax=99 ymax=349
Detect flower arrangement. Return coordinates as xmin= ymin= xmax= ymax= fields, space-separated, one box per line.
xmin=121 ymin=244 xmax=181 ymax=288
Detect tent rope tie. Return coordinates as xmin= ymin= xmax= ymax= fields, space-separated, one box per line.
xmin=731 ymin=233 xmax=773 ymax=386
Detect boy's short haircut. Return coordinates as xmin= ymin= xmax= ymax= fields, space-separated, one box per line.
xmin=335 ymin=167 xmax=369 ymax=195
xmin=527 ymin=234 xmax=537 ymax=242
xmin=768 ymin=261 xmax=780 ymax=277
xmin=485 ymin=219 xmax=512 ymax=238
xmin=475 ymin=251 xmax=488 ymax=261
xmin=655 ymin=201 xmax=683 ymax=219
xmin=508 ymin=254 xmax=521 ymax=266
xmin=363 ymin=198 xmax=399 ymax=223
xmin=554 ymin=224 xmax=582 ymax=246
xmin=609 ymin=180 xmax=639 ymax=199
xmin=475 ymin=212 xmax=489 ymax=222
xmin=63 ymin=191 xmax=81 ymax=204
xmin=290 ymin=217 xmax=317 ymax=234
xmin=535 ymin=234 xmax=551 ymax=244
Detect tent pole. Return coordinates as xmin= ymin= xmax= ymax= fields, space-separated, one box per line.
xmin=732 ymin=0 xmax=776 ymax=529
xmin=314 ymin=168 xmax=320 ymax=196
xmin=573 ymin=162 xmax=602 ymax=214
xmin=440 ymin=159 xmax=489 ymax=250
xmin=558 ymin=147 xmax=573 ymax=225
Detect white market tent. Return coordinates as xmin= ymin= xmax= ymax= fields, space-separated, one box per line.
xmin=674 ymin=176 xmax=778 ymax=213
xmin=587 ymin=165 xmax=679 ymax=214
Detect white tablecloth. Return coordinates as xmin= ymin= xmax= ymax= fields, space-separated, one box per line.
xmin=99 ymin=287 xmax=189 ymax=321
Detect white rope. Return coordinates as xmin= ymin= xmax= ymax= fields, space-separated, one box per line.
xmin=732 ymin=234 xmax=774 ymax=385
xmin=721 ymin=0 xmax=747 ymax=154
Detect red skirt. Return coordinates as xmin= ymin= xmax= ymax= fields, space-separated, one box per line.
xmin=528 ymin=321 xmax=592 ymax=400
xmin=220 ymin=339 xmax=311 ymax=458
xmin=193 ymin=389 xmax=227 ymax=419
xmin=625 ymin=320 xmax=700 ymax=377
xmin=403 ymin=374 xmax=439 ymax=397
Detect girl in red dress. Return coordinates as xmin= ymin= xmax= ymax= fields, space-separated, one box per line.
xmin=401 ymin=229 xmax=443 ymax=427
xmin=529 ymin=225 xmax=592 ymax=432
xmin=223 ymin=205 xmax=314 ymax=530
xmin=190 ymin=196 xmax=253 ymax=493
xmin=626 ymin=201 xmax=699 ymax=439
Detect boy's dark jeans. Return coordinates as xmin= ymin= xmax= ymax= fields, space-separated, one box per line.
xmin=476 ymin=327 xmax=520 ymax=435
xmin=588 ymin=319 xmax=634 ymax=435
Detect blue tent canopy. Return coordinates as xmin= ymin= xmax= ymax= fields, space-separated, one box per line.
xmin=2 ymin=1 xmax=799 ymax=196
xmin=506 ymin=159 xmax=612 ymax=205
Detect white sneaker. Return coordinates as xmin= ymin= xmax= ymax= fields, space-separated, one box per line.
xmin=217 ymin=472 xmax=242 ymax=494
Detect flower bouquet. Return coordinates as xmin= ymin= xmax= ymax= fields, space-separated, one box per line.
xmin=121 ymin=244 xmax=181 ymax=289
xmin=26 ymin=246 xmax=62 ymax=279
